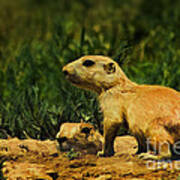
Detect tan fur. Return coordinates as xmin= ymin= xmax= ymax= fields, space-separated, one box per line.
xmin=62 ymin=55 xmax=180 ymax=159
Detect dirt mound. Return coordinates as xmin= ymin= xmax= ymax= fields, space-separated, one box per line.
xmin=0 ymin=137 xmax=180 ymax=180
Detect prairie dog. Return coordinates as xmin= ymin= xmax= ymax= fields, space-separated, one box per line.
xmin=62 ymin=55 xmax=180 ymax=159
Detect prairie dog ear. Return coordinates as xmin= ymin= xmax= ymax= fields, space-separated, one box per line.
xmin=103 ymin=62 xmax=116 ymax=74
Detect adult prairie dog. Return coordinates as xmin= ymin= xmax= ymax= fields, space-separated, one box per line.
xmin=62 ymin=55 xmax=180 ymax=160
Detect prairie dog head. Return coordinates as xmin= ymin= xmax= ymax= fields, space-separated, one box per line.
xmin=62 ymin=55 xmax=129 ymax=94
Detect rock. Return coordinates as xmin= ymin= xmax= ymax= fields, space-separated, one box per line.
xmin=56 ymin=123 xmax=103 ymax=154
xmin=95 ymin=174 xmax=112 ymax=180
xmin=0 ymin=138 xmax=58 ymax=157
xmin=114 ymin=136 xmax=138 ymax=156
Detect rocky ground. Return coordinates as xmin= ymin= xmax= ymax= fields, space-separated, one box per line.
xmin=0 ymin=137 xmax=180 ymax=180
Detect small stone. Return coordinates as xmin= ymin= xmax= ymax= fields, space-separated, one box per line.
xmin=95 ymin=174 xmax=112 ymax=180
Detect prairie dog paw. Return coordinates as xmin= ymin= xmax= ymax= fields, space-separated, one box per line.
xmin=97 ymin=151 xmax=105 ymax=157
xmin=138 ymin=152 xmax=159 ymax=160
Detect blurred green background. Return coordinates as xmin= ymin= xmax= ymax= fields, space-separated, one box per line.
xmin=0 ymin=0 xmax=180 ymax=139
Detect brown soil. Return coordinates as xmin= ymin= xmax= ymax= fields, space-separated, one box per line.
xmin=0 ymin=137 xmax=180 ymax=180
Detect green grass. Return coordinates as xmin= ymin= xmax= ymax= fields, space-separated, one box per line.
xmin=0 ymin=0 xmax=180 ymax=139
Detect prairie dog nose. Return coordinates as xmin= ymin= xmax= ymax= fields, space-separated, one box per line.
xmin=63 ymin=70 xmax=69 ymax=76
xmin=62 ymin=65 xmax=75 ymax=76
xmin=62 ymin=66 xmax=69 ymax=76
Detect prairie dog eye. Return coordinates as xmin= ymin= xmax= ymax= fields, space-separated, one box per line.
xmin=82 ymin=60 xmax=95 ymax=67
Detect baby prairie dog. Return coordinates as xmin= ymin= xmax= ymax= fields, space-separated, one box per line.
xmin=62 ymin=55 xmax=180 ymax=160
